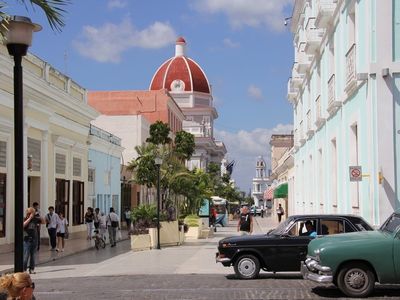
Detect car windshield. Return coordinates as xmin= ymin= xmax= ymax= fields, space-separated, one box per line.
xmin=268 ymin=218 xmax=294 ymax=235
xmin=380 ymin=213 xmax=400 ymax=234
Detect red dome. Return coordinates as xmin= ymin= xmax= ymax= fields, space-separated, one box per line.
xmin=149 ymin=38 xmax=211 ymax=94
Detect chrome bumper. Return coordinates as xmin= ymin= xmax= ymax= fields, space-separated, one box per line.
xmin=215 ymin=252 xmax=231 ymax=264
xmin=301 ymin=260 xmax=333 ymax=283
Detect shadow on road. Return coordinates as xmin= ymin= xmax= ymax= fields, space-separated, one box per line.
xmin=312 ymin=285 xmax=400 ymax=298
xmin=225 ymin=272 xmax=303 ymax=280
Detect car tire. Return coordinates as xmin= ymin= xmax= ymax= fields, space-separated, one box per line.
xmin=234 ymin=254 xmax=260 ymax=279
xmin=337 ymin=262 xmax=375 ymax=298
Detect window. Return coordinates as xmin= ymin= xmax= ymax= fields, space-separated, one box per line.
xmin=288 ymin=219 xmax=318 ymax=236
xmin=55 ymin=179 xmax=70 ymax=221
xmin=320 ymin=219 xmax=344 ymax=235
xmin=73 ymin=157 xmax=82 ymax=177
xmin=0 ymin=174 xmax=6 ymax=237
xmin=72 ymin=181 xmax=84 ymax=225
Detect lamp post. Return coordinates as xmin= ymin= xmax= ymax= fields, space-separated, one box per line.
xmin=1 ymin=16 xmax=41 ymax=272
xmin=154 ymin=157 xmax=162 ymax=250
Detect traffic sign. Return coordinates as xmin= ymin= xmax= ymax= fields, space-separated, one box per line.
xmin=349 ymin=166 xmax=362 ymax=182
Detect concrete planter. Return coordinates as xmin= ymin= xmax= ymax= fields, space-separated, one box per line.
xmin=130 ymin=234 xmax=151 ymax=251
xmin=185 ymin=226 xmax=200 ymax=239
xmin=149 ymin=221 xmax=182 ymax=247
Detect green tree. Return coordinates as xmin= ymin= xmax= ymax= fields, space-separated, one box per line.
xmin=1 ymin=1 xmax=69 ymax=31
xmin=127 ymin=143 xmax=158 ymax=188
xmin=146 ymin=121 xmax=171 ymax=145
xmin=174 ymin=130 xmax=195 ymax=160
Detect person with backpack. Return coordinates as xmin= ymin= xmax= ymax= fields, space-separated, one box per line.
xmin=107 ymin=207 xmax=120 ymax=247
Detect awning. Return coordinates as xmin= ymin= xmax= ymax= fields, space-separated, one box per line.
xmin=273 ymin=183 xmax=288 ymax=198
xmin=264 ymin=187 xmax=274 ymax=200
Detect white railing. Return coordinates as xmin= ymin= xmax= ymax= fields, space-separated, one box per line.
xmin=345 ymin=44 xmax=356 ymax=88
xmin=315 ymin=95 xmax=322 ymax=119
xmin=307 ymin=110 xmax=312 ymax=132
xmin=328 ymin=74 xmax=335 ymax=105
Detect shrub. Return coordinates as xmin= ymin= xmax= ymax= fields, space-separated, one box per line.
xmin=184 ymin=214 xmax=200 ymax=227
xmin=130 ymin=204 xmax=158 ymax=235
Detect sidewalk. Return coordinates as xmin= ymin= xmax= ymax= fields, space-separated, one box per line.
xmin=253 ymin=214 xmax=280 ymax=234
xmin=0 ymin=229 xmax=130 ymax=273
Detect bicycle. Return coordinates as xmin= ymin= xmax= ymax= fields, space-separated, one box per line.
xmin=93 ymin=229 xmax=106 ymax=250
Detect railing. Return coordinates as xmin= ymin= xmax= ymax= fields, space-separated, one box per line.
xmin=89 ymin=124 xmax=121 ymax=146
xmin=307 ymin=110 xmax=312 ymax=132
xmin=345 ymin=44 xmax=356 ymax=88
xmin=328 ymin=74 xmax=335 ymax=105
xmin=315 ymin=95 xmax=322 ymax=119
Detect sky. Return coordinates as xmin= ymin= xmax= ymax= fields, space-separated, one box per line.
xmin=8 ymin=0 xmax=294 ymax=192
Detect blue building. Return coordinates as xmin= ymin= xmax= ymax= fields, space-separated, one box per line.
xmin=88 ymin=125 xmax=124 ymax=216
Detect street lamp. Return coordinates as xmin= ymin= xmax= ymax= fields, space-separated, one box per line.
xmin=154 ymin=156 xmax=162 ymax=250
xmin=1 ymin=16 xmax=41 ymax=272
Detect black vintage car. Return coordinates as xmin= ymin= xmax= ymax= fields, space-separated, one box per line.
xmin=216 ymin=214 xmax=373 ymax=279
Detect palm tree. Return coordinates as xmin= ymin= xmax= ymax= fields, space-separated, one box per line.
xmin=1 ymin=0 xmax=69 ymax=32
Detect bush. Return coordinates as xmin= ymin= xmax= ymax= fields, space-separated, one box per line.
xmin=130 ymin=204 xmax=158 ymax=235
xmin=184 ymin=214 xmax=200 ymax=227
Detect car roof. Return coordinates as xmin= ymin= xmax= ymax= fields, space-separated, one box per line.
xmin=289 ymin=214 xmax=366 ymax=219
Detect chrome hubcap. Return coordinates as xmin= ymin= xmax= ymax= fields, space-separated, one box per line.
xmin=238 ymin=258 xmax=255 ymax=277
xmin=346 ymin=269 xmax=367 ymax=289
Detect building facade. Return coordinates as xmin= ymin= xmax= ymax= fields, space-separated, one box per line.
xmin=288 ymin=0 xmax=400 ymax=225
xmin=88 ymin=125 xmax=124 ymax=216
xmin=0 ymin=45 xmax=99 ymax=246
xmin=150 ymin=37 xmax=227 ymax=170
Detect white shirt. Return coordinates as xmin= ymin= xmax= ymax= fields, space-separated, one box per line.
xmin=57 ymin=218 xmax=68 ymax=233
xmin=47 ymin=212 xmax=60 ymax=229
xmin=107 ymin=212 xmax=119 ymax=225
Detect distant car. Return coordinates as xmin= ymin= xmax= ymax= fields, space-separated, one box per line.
xmin=302 ymin=210 xmax=400 ymax=298
xmin=216 ymin=214 xmax=373 ymax=279
xmin=250 ymin=206 xmax=261 ymax=216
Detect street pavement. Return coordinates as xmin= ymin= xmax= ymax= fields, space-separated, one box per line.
xmin=8 ymin=215 xmax=400 ymax=299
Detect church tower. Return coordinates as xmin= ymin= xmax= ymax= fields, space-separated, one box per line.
xmin=251 ymin=156 xmax=270 ymax=208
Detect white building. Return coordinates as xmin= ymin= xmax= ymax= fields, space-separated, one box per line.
xmin=251 ymin=156 xmax=270 ymax=208
xmin=288 ymin=0 xmax=400 ymax=225
xmin=149 ymin=37 xmax=227 ymax=170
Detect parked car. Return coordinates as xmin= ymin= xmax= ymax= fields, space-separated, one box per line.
xmin=216 ymin=214 xmax=373 ymax=279
xmin=302 ymin=210 xmax=400 ymax=298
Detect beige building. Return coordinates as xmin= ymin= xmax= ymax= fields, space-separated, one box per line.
xmin=268 ymin=134 xmax=294 ymax=217
xmin=0 ymin=45 xmax=98 ymax=247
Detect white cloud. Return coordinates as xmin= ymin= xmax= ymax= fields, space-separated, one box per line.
xmin=192 ymin=0 xmax=292 ymax=31
xmin=215 ymin=123 xmax=293 ymax=191
xmin=248 ymin=84 xmax=263 ymax=100
xmin=108 ymin=0 xmax=128 ymax=9
xmin=223 ymin=38 xmax=240 ymax=48
xmin=73 ymin=19 xmax=176 ymax=63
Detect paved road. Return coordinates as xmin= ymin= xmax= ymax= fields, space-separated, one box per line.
xmin=28 ymin=218 xmax=400 ymax=299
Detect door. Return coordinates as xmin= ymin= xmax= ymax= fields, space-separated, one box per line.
xmin=394 ymin=229 xmax=400 ymax=281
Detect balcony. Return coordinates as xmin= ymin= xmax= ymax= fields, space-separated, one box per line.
xmin=306 ymin=110 xmax=315 ymax=139
xmin=287 ymin=78 xmax=298 ymax=102
xmin=296 ymin=50 xmax=312 ymax=74
xmin=315 ymin=0 xmax=337 ymax=28
xmin=345 ymin=43 xmax=357 ymax=95
xmin=314 ymin=95 xmax=326 ymax=129
xmin=291 ymin=63 xmax=305 ymax=88
xmin=327 ymin=74 xmax=341 ymax=115
xmin=305 ymin=18 xmax=325 ymax=54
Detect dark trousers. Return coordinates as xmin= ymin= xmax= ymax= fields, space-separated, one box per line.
xmin=278 ymin=214 xmax=283 ymax=222
xmin=48 ymin=228 xmax=57 ymax=249
xmin=37 ymin=227 xmax=41 ymax=250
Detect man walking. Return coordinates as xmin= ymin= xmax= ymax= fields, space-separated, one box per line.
xmin=107 ymin=207 xmax=120 ymax=247
xmin=45 ymin=206 xmax=59 ymax=251
xmin=237 ymin=206 xmax=253 ymax=235
xmin=276 ymin=204 xmax=285 ymax=223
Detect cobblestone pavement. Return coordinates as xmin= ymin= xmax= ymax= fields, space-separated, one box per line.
xmin=33 ymin=274 xmax=400 ymax=300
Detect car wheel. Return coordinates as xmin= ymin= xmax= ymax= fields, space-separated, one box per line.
xmin=234 ymin=254 xmax=260 ymax=279
xmin=337 ymin=262 xmax=375 ymax=298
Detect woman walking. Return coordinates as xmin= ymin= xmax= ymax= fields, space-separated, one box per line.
xmin=23 ymin=207 xmax=42 ymax=274
xmin=84 ymin=207 xmax=94 ymax=240
xmin=56 ymin=212 xmax=68 ymax=252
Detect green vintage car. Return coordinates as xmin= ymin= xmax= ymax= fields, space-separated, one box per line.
xmin=301 ymin=211 xmax=400 ymax=298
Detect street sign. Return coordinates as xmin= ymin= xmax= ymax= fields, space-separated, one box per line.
xmin=349 ymin=166 xmax=362 ymax=182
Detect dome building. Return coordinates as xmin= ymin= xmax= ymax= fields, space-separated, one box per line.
xmin=150 ymin=37 xmax=226 ymax=170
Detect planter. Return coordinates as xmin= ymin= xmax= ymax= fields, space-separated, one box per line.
xmin=130 ymin=234 xmax=151 ymax=251
xmin=149 ymin=220 xmax=182 ymax=248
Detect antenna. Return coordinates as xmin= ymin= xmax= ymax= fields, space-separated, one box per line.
xmin=64 ymin=50 xmax=68 ymax=75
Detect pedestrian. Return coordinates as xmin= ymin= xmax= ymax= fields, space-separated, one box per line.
xmin=107 ymin=207 xmax=120 ymax=247
xmin=0 ymin=272 xmax=35 ymax=300
xmin=84 ymin=207 xmax=94 ymax=240
xmin=94 ymin=208 xmax=100 ymax=230
xmin=45 ymin=206 xmax=59 ymax=251
xmin=56 ymin=212 xmax=68 ymax=252
xmin=276 ymin=204 xmax=285 ymax=223
xmin=32 ymin=202 xmax=41 ymax=251
xmin=260 ymin=206 xmax=265 ymax=218
xmin=99 ymin=212 xmax=107 ymax=241
xmin=237 ymin=206 xmax=253 ymax=235
xmin=23 ymin=207 xmax=42 ymax=274
xmin=123 ymin=207 xmax=131 ymax=230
